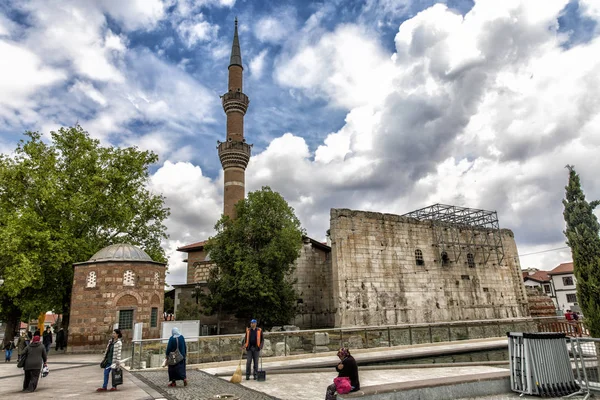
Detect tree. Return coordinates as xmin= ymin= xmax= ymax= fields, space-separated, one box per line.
xmin=176 ymin=300 xmax=203 ymax=321
xmin=563 ymin=165 xmax=600 ymax=336
xmin=0 ymin=126 xmax=170 ymax=343
xmin=202 ymin=186 xmax=304 ymax=330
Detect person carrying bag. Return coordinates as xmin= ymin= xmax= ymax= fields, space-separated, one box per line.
xmin=96 ymin=329 xmax=122 ymax=392
xmin=166 ymin=327 xmax=187 ymax=387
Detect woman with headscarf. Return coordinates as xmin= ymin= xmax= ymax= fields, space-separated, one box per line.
xmin=165 ymin=327 xmax=187 ymax=387
xmin=325 ymin=347 xmax=360 ymax=400
xmin=96 ymin=328 xmax=122 ymax=392
xmin=20 ymin=331 xmax=48 ymax=392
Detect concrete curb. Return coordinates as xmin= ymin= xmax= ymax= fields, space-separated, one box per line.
xmin=338 ymin=371 xmax=511 ymax=399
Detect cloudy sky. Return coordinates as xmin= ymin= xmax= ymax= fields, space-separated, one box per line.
xmin=1 ymin=0 xmax=599 ymax=286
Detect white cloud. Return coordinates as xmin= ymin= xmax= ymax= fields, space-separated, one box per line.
xmin=260 ymin=0 xmax=600 ymax=275
xmin=0 ymin=41 xmax=65 ymax=108
xmin=249 ymin=49 xmax=268 ymax=79
xmin=177 ymin=16 xmax=220 ymax=47
xmin=97 ymin=0 xmax=166 ymax=31
xmin=0 ymin=12 xmax=17 ymax=37
xmin=275 ymin=24 xmax=396 ymax=109
xmin=150 ymin=161 xmax=222 ymax=283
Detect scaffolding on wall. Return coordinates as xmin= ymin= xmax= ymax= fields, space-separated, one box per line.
xmin=402 ymin=204 xmax=506 ymax=266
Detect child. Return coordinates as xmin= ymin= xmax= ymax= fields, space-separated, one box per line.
xmin=4 ymin=340 xmax=16 ymax=362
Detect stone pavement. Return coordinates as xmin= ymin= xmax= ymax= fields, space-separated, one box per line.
xmin=0 ymin=352 xmax=155 ymax=399
xmin=133 ymin=370 xmax=277 ymax=400
xmin=0 ymin=337 xmax=531 ymax=399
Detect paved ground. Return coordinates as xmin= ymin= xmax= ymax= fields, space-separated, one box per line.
xmin=0 ymin=355 xmax=155 ymax=399
xmin=133 ymin=370 xmax=277 ymax=400
xmin=0 ymin=338 xmax=559 ymax=399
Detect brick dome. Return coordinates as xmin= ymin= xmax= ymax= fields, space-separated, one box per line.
xmin=89 ymin=243 xmax=153 ymax=262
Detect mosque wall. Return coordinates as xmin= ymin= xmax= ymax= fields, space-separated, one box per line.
xmin=329 ymin=208 xmax=530 ymax=328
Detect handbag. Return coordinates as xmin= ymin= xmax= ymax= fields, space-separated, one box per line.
xmin=111 ymin=367 xmax=123 ymax=386
xmin=334 ymin=376 xmax=352 ymax=394
xmin=167 ymin=337 xmax=184 ymax=366
xmin=17 ymin=352 xmax=27 ymax=368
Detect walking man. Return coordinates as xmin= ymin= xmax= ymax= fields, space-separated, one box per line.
xmin=242 ymin=319 xmax=263 ymax=380
xmin=42 ymin=327 xmax=52 ymax=354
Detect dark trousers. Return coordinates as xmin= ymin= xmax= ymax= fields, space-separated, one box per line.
xmin=245 ymin=347 xmax=260 ymax=377
xmin=23 ymin=369 xmax=40 ymax=392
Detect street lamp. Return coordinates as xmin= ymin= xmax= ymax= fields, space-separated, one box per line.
xmin=194 ymin=283 xmax=201 ymax=304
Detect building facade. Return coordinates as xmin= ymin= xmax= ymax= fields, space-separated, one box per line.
xmin=329 ymin=207 xmax=530 ymax=327
xmin=522 ymin=268 xmax=556 ymax=307
xmin=548 ymin=262 xmax=578 ymax=313
xmin=68 ymin=244 xmax=166 ymax=352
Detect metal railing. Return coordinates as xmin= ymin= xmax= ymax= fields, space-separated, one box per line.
xmin=539 ymin=320 xmax=589 ymax=337
xmin=568 ymin=337 xmax=600 ymax=399
xmin=127 ymin=317 xmax=567 ymax=370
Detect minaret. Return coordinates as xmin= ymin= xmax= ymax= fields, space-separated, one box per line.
xmin=218 ymin=18 xmax=252 ymax=218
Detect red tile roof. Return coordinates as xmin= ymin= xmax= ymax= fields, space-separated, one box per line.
xmin=523 ymin=270 xmax=551 ymax=283
xmin=548 ymin=262 xmax=574 ymax=275
xmin=177 ymin=240 xmax=208 ymax=252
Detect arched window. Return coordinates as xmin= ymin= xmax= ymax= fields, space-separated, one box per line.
xmin=415 ymin=249 xmax=424 ymax=266
xmin=154 ymin=271 xmax=160 ymax=286
xmin=467 ymin=253 xmax=475 ymax=268
xmin=123 ymin=270 xmax=135 ymax=286
xmin=441 ymin=251 xmax=450 ymax=266
xmin=86 ymin=271 xmax=97 ymax=288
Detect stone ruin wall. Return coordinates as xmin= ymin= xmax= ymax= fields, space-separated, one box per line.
xmin=292 ymin=239 xmax=335 ymax=329
xmin=330 ymin=208 xmax=530 ymax=328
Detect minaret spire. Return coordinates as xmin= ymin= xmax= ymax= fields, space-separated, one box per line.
xmin=218 ymin=19 xmax=251 ymax=219
xmin=229 ymin=17 xmax=242 ymax=69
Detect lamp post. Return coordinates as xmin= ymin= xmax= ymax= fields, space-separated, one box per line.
xmin=194 ymin=283 xmax=201 ymax=305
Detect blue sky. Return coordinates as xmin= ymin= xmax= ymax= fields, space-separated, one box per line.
xmin=1 ymin=0 xmax=600 ymax=285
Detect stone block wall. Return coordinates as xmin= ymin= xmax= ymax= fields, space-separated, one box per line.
xmin=292 ymin=238 xmax=335 ymax=329
xmin=69 ymin=261 xmax=165 ymax=352
xmin=330 ymin=208 xmax=530 ymax=328
xmin=185 ymin=249 xmax=208 ymax=283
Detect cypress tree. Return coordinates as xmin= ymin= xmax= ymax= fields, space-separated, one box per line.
xmin=563 ymin=165 xmax=600 ymax=336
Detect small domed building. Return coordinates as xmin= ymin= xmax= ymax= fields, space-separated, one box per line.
xmin=68 ymin=243 xmax=166 ymax=352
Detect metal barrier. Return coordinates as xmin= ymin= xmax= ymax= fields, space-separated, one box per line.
xmin=567 ymin=337 xmax=600 ymax=400
xmin=508 ymin=332 xmax=580 ymax=397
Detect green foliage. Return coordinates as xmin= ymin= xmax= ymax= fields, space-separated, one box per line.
xmin=164 ymin=296 xmax=175 ymax=314
xmin=202 ymin=186 xmax=304 ymax=328
xmin=0 ymin=126 xmax=170 ymax=323
xmin=176 ymin=300 xmax=203 ymax=321
xmin=563 ymin=165 xmax=600 ymax=336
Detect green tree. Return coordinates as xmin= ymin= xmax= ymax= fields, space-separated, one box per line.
xmin=164 ymin=296 xmax=175 ymax=315
xmin=176 ymin=300 xmax=203 ymax=321
xmin=563 ymin=165 xmax=600 ymax=336
xmin=202 ymin=186 xmax=304 ymax=330
xmin=0 ymin=126 xmax=170 ymax=343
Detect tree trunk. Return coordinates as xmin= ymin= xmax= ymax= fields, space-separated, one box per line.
xmin=2 ymin=309 xmax=20 ymax=346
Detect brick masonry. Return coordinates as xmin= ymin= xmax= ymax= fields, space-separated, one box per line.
xmin=69 ymin=260 xmax=166 ymax=351
xmin=329 ymin=208 xmax=529 ymax=327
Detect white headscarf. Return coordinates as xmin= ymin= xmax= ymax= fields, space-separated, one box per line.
xmin=172 ymin=327 xmax=181 ymax=338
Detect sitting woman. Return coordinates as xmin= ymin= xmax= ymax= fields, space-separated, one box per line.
xmin=325 ymin=347 xmax=360 ymax=399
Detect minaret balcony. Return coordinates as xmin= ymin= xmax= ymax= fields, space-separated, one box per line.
xmin=222 ymin=91 xmax=249 ymax=114
xmin=217 ymin=140 xmax=252 ymax=169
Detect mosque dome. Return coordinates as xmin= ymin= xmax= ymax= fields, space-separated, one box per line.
xmin=89 ymin=243 xmax=153 ymax=262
